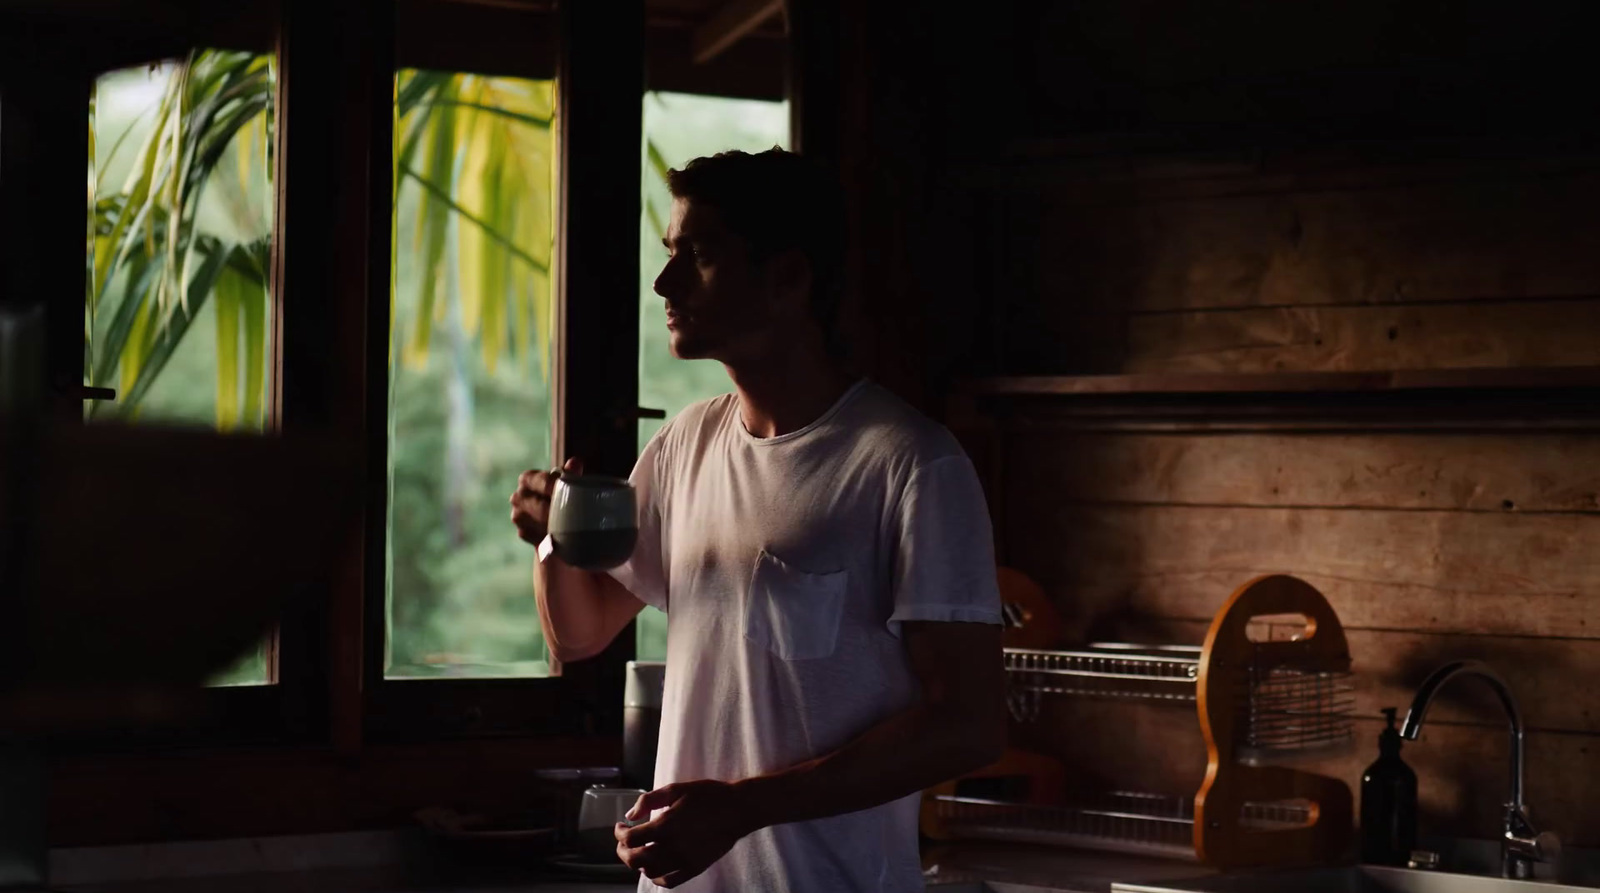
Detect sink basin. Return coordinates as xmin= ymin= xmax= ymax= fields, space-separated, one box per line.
xmin=1113 ymin=865 xmax=1595 ymax=893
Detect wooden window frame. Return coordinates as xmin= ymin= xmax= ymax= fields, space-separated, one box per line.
xmin=1 ymin=0 xmax=326 ymax=754
xmin=0 ymin=0 xmax=647 ymax=750
xmin=362 ymin=0 xmax=643 ymax=743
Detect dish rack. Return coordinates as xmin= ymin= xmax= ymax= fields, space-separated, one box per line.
xmin=1004 ymin=640 xmax=1354 ymax=765
xmin=932 ymin=574 xmax=1355 ymax=869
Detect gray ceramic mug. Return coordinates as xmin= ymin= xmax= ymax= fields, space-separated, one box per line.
xmin=623 ymin=660 xmax=666 ymax=790
xmin=577 ymin=786 xmax=647 ymax=858
xmin=548 ymin=474 xmax=638 ymax=570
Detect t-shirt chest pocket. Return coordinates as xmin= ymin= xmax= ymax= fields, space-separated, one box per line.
xmin=743 ymin=549 xmax=848 ymax=661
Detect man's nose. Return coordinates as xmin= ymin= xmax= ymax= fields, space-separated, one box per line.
xmin=653 ymin=256 xmax=683 ymax=299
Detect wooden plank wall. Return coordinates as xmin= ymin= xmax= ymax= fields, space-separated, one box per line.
xmin=979 ymin=154 xmax=1600 ymax=846
xmin=989 ymin=156 xmax=1600 ymax=375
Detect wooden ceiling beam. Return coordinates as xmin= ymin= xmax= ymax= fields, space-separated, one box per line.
xmin=691 ymin=0 xmax=783 ymax=64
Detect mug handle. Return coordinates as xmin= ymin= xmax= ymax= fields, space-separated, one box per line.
xmin=535 ymin=468 xmax=564 ymax=565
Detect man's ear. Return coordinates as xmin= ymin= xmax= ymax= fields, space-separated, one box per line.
xmin=768 ymin=248 xmax=813 ymax=319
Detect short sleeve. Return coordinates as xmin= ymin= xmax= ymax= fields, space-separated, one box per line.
xmin=606 ymin=430 xmax=669 ymax=611
xmin=886 ymin=454 xmax=1003 ymax=637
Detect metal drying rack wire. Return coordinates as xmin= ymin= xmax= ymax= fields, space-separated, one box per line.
xmin=1236 ymin=662 xmax=1356 ymax=764
xmin=1003 ymin=641 xmax=1354 ymax=764
xmin=1003 ymin=643 xmax=1202 ymax=722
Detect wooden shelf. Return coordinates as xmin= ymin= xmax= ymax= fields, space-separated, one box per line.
xmin=954 ymin=367 xmax=1600 ymax=432
xmin=964 ymin=367 xmax=1600 ymax=398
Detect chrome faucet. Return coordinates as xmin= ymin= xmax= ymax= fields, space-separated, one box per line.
xmin=1400 ymin=660 xmax=1560 ymax=879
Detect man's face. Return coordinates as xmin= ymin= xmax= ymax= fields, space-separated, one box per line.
xmin=653 ymin=197 xmax=804 ymax=362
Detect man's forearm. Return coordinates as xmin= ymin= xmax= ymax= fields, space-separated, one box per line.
xmin=534 ymin=557 xmax=643 ymax=663
xmin=730 ymin=699 xmax=1004 ymax=830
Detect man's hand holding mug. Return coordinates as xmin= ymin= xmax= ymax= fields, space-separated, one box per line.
xmin=511 ymin=457 xmax=638 ymax=571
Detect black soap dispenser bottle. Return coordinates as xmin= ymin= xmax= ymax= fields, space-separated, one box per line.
xmin=1360 ymin=707 xmax=1418 ymax=866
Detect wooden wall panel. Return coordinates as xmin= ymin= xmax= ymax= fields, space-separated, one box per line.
xmin=1010 ymin=504 xmax=1600 ymax=638
xmin=1014 ymin=0 xmax=1596 ymax=143
xmin=1014 ymin=700 xmax=1207 ymax=801
xmin=1031 ymin=170 xmax=1600 ymax=315
xmin=1324 ymin=629 xmax=1600 ymax=735
xmin=1123 ymin=299 xmax=1600 ymax=373
xmin=1006 ymin=431 xmax=1600 ymax=513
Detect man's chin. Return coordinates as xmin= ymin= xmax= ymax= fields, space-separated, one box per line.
xmin=668 ymin=332 xmax=715 ymax=361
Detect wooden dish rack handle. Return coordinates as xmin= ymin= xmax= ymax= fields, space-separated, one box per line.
xmin=1194 ymin=574 xmax=1354 ymax=868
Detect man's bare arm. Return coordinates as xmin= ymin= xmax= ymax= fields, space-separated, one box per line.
xmin=510 ymin=459 xmax=646 ymax=664
xmin=735 ymin=620 xmax=1005 ymax=822
xmin=534 ymin=557 xmax=644 ymax=663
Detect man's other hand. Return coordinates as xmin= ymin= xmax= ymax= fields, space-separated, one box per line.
xmin=613 ymin=780 xmax=759 ymax=888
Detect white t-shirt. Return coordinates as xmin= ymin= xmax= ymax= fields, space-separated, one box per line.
xmin=609 ymin=379 xmax=1002 ymax=893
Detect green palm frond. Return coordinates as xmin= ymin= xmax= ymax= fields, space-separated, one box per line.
xmin=90 ymin=49 xmax=274 ymax=426
xmin=646 ymin=138 xmax=671 ymax=185
xmin=396 ymin=70 xmax=555 ymax=380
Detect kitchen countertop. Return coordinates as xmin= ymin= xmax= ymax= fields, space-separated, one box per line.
xmin=48 ymin=831 xmax=641 ymax=893
xmin=75 ymin=845 xmax=1600 ymax=893
xmin=923 ymin=843 xmax=1215 ymax=893
xmin=57 ymin=865 xmax=637 ymax=893
xmin=51 ymin=816 xmax=1595 ymax=892
xmin=51 ymin=846 xmax=1212 ymax=893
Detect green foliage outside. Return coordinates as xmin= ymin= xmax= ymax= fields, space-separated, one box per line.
xmin=386 ymin=71 xmax=558 ymax=677
xmin=88 ymin=53 xmax=276 ymax=434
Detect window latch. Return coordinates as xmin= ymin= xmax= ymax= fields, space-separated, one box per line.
xmin=606 ymin=406 xmax=666 ymax=430
xmin=52 ymin=377 xmax=116 ymax=401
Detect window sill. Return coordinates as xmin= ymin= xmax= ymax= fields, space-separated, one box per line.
xmin=47 ymin=736 xmax=621 ymax=847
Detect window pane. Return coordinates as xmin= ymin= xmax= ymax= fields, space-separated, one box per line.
xmin=88 ymin=51 xmax=278 ymax=687
xmin=635 ymin=92 xmax=788 ymax=662
xmin=386 ymin=70 xmax=557 ymax=679
xmin=88 ymin=54 xmax=276 ymax=432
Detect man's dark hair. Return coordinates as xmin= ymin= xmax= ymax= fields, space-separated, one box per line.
xmin=666 ymin=148 xmax=846 ymax=355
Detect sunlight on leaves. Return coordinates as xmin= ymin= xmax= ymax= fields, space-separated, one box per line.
xmin=396 ymin=70 xmax=555 ymax=381
xmin=90 ymin=50 xmax=274 ymax=427
xmin=90 ymin=57 xmax=560 ymax=426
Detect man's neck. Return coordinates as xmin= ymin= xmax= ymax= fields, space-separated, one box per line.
xmin=726 ymin=345 xmax=856 ymax=440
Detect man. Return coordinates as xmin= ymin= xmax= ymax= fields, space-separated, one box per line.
xmin=509 ymin=149 xmax=1004 ymax=892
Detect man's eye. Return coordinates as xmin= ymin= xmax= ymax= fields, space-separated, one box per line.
xmin=667 ymin=243 xmax=705 ymax=263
